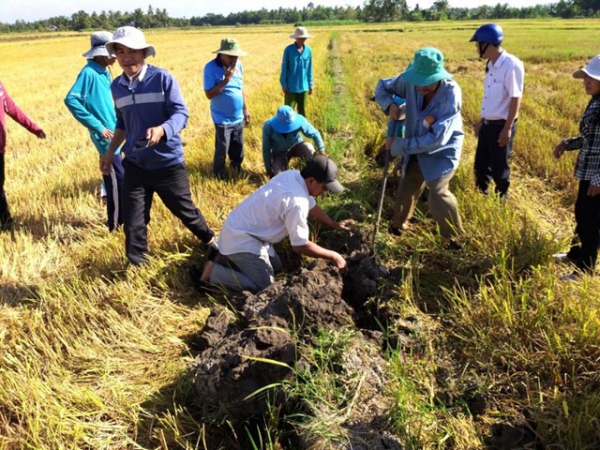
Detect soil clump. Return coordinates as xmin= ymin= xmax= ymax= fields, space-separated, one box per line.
xmin=190 ymin=229 xmax=412 ymax=448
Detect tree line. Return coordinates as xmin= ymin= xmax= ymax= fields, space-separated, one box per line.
xmin=0 ymin=1 xmax=598 ymax=33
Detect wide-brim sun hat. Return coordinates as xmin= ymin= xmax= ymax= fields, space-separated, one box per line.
xmin=290 ymin=26 xmax=311 ymax=39
xmin=270 ymin=105 xmax=305 ymax=133
xmin=402 ymin=47 xmax=452 ymax=87
xmin=573 ymin=54 xmax=600 ymax=82
xmin=105 ymin=26 xmax=156 ymax=58
xmin=212 ymin=38 xmax=248 ymax=57
xmin=82 ymin=31 xmax=113 ymax=58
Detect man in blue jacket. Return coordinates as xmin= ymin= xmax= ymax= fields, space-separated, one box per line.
xmin=280 ymin=27 xmax=313 ymax=118
xmin=204 ymin=38 xmax=250 ymax=180
xmin=65 ymin=31 xmax=124 ymax=232
xmin=99 ymin=27 xmax=216 ymax=266
xmin=375 ymin=47 xmax=464 ymax=239
xmin=263 ymin=105 xmax=325 ymax=177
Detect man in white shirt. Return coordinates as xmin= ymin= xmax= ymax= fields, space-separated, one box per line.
xmin=199 ymin=156 xmax=352 ymax=292
xmin=470 ymin=23 xmax=524 ymax=199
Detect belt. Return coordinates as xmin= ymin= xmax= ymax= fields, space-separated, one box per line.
xmin=482 ymin=118 xmax=518 ymax=125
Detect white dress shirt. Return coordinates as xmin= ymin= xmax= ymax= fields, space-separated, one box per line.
xmin=480 ymin=50 xmax=524 ymax=120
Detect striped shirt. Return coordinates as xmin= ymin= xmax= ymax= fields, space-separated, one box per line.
xmin=564 ymin=95 xmax=600 ymax=186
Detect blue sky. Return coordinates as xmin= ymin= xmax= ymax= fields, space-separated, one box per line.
xmin=1 ymin=0 xmax=549 ymax=24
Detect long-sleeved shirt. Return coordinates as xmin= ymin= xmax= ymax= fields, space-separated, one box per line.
xmin=375 ymin=76 xmax=464 ymax=182
xmin=262 ymin=116 xmax=324 ymax=173
xmin=112 ymin=65 xmax=189 ymax=170
xmin=280 ymin=43 xmax=313 ymax=94
xmin=64 ymin=59 xmax=119 ymax=156
xmin=0 ymin=81 xmax=42 ymax=154
xmin=564 ymin=94 xmax=600 ymax=186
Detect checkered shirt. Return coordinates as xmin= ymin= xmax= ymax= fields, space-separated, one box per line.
xmin=564 ymin=95 xmax=600 ymax=186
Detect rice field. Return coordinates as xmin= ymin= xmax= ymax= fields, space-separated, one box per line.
xmin=1 ymin=19 xmax=599 ymax=449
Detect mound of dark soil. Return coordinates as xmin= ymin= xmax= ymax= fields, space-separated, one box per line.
xmin=190 ymin=231 xmax=414 ymax=448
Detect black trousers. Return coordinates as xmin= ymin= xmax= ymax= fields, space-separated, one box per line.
xmin=566 ymin=180 xmax=600 ymax=273
xmin=213 ymin=122 xmax=244 ymax=176
xmin=0 ymin=153 xmax=10 ymax=225
xmin=474 ymin=120 xmax=518 ymax=197
xmin=123 ymin=159 xmax=214 ymax=265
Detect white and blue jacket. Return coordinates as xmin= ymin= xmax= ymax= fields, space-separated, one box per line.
xmin=112 ymin=65 xmax=189 ymax=170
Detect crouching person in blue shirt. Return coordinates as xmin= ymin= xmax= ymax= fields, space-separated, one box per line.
xmin=263 ymin=105 xmax=325 ymax=177
xmin=100 ymin=27 xmax=216 ymax=266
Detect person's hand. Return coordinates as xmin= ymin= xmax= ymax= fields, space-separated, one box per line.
xmin=498 ymin=125 xmax=511 ymax=147
xmin=337 ymin=219 xmax=356 ymax=231
xmin=319 ymin=150 xmax=327 ymax=157
xmin=244 ymin=107 xmax=251 ymax=125
xmin=474 ymin=120 xmax=483 ymax=136
xmin=424 ymin=115 xmax=435 ymax=129
xmin=588 ymin=184 xmax=600 ymax=197
xmin=35 ymin=129 xmax=46 ymax=139
xmin=100 ymin=128 xmax=114 ymax=140
xmin=553 ymin=140 xmax=566 ymax=159
xmin=224 ymin=66 xmax=235 ymax=82
xmin=282 ymin=87 xmax=289 ymax=94
xmin=331 ymin=252 xmax=347 ymax=274
xmin=389 ymin=102 xmax=401 ymax=121
xmin=99 ymin=152 xmax=115 ymax=175
xmin=393 ymin=158 xmax=403 ymax=177
xmin=146 ymin=126 xmax=165 ymax=146
xmin=309 ymin=87 xmax=313 ymax=95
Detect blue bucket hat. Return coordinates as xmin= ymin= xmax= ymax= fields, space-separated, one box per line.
xmin=402 ymin=47 xmax=452 ymax=87
xmin=270 ymin=105 xmax=305 ymax=133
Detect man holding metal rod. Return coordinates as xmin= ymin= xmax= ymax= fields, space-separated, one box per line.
xmin=375 ymin=47 xmax=464 ymax=240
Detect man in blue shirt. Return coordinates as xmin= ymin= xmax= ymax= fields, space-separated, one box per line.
xmin=280 ymin=27 xmax=313 ymax=118
xmin=375 ymin=47 xmax=464 ymax=239
xmin=263 ymin=105 xmax=325 ymax=177
xmin=99 ymin=26 xmax=216 ymax=266
xmin=65 ymin=31 xmax=124 ymax=232
xmin=203 ymin=38 xmax=250 ymax=180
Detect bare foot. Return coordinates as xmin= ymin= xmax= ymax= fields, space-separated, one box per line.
xmin=200 ymin=260 xmax=214 ymax=282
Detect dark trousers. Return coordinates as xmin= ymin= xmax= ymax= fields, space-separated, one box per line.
xmin=103 ymin=152 xmax=124 ymax=232
xmin=0 ymin=153 xmax=10 ymax=225
xmin=122 ymin=159 xmax=214 ymax=266
xmin=213 ymin=122 xmax=244 ymax=177
xmin=474 ymin=120 xmax=518 ymax=197
xmin=284 ymin=91 xmax=307 ymax=117
xmin=566 ymin=180 xmax=600 ymax=273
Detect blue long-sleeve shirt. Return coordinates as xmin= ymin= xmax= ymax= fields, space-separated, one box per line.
xmin=280 ymin=43 xmax=313 ymax=94
xmin=112 ymin=65 xmax=189 ymax=170
xmin=262 ymin=116 xmax=324 ymax=173
xmin=375 ymin=76 xmax=463 ymax=182
xmin=64 ymin=59 xmax=120 ymax=156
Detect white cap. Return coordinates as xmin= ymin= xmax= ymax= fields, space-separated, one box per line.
xmin=573 ymin=55 xmax=600 ymax=81
xmin=105 ymin=26 xmax=156 ymax=58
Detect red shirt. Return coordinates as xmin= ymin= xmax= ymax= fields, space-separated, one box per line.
xmin=0 ymin=81 xmax=42 ymax=154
